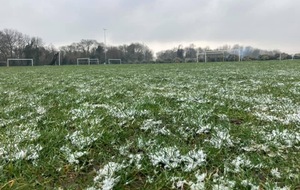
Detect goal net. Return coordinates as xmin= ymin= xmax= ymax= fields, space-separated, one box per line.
xmin=184 ymin=58 xmax=198 ymax=63
xmin=77 ymin=58 xmax=90 ymax=65
xmin=197 ymin=49 xmax=242 ymax=62
xmin=224 ymin=49 xmax=241 ymax=62
xmin=7 ymin=59 xmax=33 ymax=67
xmin=90 ymin=58 xmax=99 ymax=65
xmin=0 ymin=61 xmax=6 ymax=67
xmin=108 ymin=59 xmax=122 ymax=64
xmin=198 ymin=51 xmax=224 ymax=62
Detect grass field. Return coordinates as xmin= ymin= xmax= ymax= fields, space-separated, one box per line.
xmin=0 ymin=61 xmax=300 ymax=190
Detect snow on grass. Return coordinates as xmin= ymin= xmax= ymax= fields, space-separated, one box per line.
xmin=67 ymin=130 xmax=102 ymax=150
xmin=0 ymin=61 xmax=300 ymax=189
xmin=262 ymin=129 xmax=300 ymax=148
xmin=1 ymin=123 xmax=42 ymax=162
xmin=230 ymin=155 xmax=253 ymax=173
xmin=212 ymin=176 xmax=236 ymax=190
xmin=149 ymin=146 xmax=206 ymax=171
xmin=209 ymin=128 xmax=234 ymax=149
xmin=60 ymin=145 xmax=88 ymax=164
xmin=141 ymin=119 xmax=171 ymax=135
xmin=171 ymin=172 xmax=206 ymax=190
xmin=87 ymin=162 xmax=125 ymax=190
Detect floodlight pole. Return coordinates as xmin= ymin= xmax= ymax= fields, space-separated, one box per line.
xmin=279 ymin=53 xmax=282 ymax=61
xmin=104 ymin=28 xmax=107 ymax=64
xmin=223 ymin=51 xmax=225 ymax=62
xmin=58 ymin=51 xmax=61 ymax=66
xmin=143 ymin=42 xmax=146 ymax=62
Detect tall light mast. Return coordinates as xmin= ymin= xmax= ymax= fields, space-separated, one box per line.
xmin=103 ymin=28 xmax=107 ymax=64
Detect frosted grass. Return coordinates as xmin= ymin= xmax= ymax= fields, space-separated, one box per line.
xmin=0 ymin=61 xmax=300 ymax=189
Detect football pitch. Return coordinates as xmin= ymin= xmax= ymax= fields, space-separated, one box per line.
xmin=0 ymin=61 xmax=299 ymax=189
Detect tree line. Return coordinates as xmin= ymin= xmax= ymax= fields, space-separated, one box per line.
xmin=157 ymin=44 xmax=300 ymax=63
xmin=1 ymin=28 xmax=299 ymax=66
xmin=0 ymin=29 xmax=56 ymax=66
xmin=59 ymin=40 xmax=153 ymax=65
xmin=0 ymin=29 xmax=154 ymax=66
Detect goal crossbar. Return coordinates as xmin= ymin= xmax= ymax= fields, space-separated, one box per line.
xmin=7 ymin=59 xmax=33 ymax=67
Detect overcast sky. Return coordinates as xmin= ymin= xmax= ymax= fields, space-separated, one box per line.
xmin=1 ymin=0 xmax=299 ymax=53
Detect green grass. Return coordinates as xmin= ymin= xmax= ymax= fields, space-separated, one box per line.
xmin=0 ymin=61 xmax=300 ymax=189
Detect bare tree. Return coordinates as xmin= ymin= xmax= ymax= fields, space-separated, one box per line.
xmin=157 ymin=49 xmax=177 ymax=63
xmin=124 ymin=43 xmax=153 ymax=63
xmin=78 ymin=39 xmax=99 ymax=56
xmin=185 ymin=44 xmax=197 ymax=60
xmin=0 ymin=31 xmax=9 ymax=60
xmin=2 ymin=29 xmax=24 ymax=58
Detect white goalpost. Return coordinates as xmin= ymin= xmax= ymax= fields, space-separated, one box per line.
xmin=7 ymin=59 xmax=33 ymax=67
xmin=77 ymin=58 xmax=90 ymax=65
xmin=108 ymin=59 xmax=122 ymax=64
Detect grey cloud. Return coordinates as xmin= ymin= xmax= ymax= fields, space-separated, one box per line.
xmin=0 ymin=0 xmax=299 ymax=52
